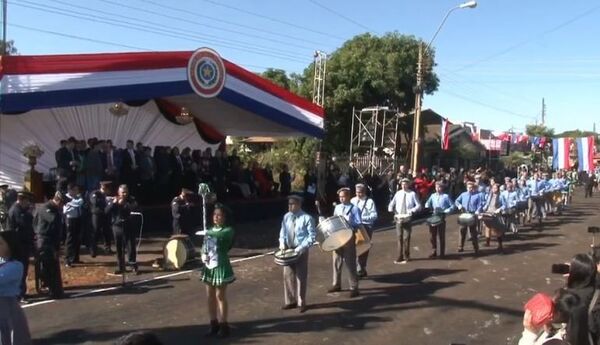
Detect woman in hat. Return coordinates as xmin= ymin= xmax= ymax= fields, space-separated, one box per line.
xmin=196 ymin=203 xmax=235 ymax=338
xmin=0 ymin=230 xmax=32 ymax=345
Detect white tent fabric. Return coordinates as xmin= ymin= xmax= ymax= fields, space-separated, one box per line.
xmin=0 ymin=101 xmax=216 ymax=186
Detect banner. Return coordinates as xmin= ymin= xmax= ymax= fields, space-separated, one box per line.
xmin=552 ymin=137 xmax=572 ymax=170
xmin=576 ymin=136 xmax=595 ymax=173
xmin=441 ymin=118 xmax=450 ymax=150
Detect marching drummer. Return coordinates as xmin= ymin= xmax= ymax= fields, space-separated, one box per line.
xmin=329 ymin=187 xmax=361 ymax=298
xmin=481 ymin=184 xmax=506 ymax=252
xmin=388 ymin=178 xmax=421 ymax=264
xmin=500 ymin=180 xmax=519 ymax=234
xmin=278 ymin=194 xmax=316 ymax=313
xmin=424 ymin=181 xmax=454 ymax=259
xmin=350 ymin=183 xmax=378 ymax=278
xmin=455 ymin=181 xmax=484 ymax=255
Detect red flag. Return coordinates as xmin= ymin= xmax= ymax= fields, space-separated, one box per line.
xmin=441 ymin=118 xmax=451 ymax=150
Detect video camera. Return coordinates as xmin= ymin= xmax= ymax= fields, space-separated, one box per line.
xmin=551 ymin=226 xmax=600 ymax=274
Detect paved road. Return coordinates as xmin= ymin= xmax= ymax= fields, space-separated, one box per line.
xmin=25 ymin=192 xmax=600 ymax=345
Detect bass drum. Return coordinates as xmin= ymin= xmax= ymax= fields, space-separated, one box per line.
xmin=355 ymin=225 xmax=372 ymax=256
xmin=163 ymin=234 xmax=196 ymax=270
xmin=316 ymin=216 xmax=353 ymax=252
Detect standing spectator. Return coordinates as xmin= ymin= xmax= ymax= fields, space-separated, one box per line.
xmin=0 ymin=230 xmax=33 ymax=345
xmin=85 ymin=142 xmax=104 ymax=192
xmin=139 ymin=147 xmax=155 ymax=203
xmin=63 ymin=184 xmax=84 ymax=268
xmin=55 ymin=140 xmax=68 ymax=176
xmin=279 ymin=164 xmax=292 ymax=196
xmin=170 ymin=147 xmax=184 ymax=197
xmin=101 ymin=141 xmax=120 ymax=184
xmin=121 ymin=140 xmax=140 ymax=196
xmin=414 ymin=172 xmax=435 ymax=202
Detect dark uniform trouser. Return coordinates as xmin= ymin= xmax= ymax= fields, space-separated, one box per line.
xmin=17 ymin=244 xmax=32 ymax=298
xmin=395 ymin=221 xmax=412 ymax=260
xmin=429 ymin=222 xmax=446 ymax=255
xmin=91 ymin=214 xmax=111 ymax=253
xmin=283 ymin=251 xmax=309 ymax=306
xmin=459 ymin=224 xmax=479 ymax=252
xmin=65 ymin=217 xmax=82 ymax=263
xmin=113 ymin=224 xmax=137 ymax=271
xmin=37 ymin=246 xmax=64 ymax=298
xmin=332 ymin=233 xmax=358 ymax=290
xmin=357 ymin=225 xmax=374 ymax=273
xmin=586 ymin=186 xmax=593 ymax=198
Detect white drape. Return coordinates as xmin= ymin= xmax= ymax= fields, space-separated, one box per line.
xmin=0 ymin=101 xmax=216 ymax=187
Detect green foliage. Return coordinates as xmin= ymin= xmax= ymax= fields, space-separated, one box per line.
xmin=0 ymin=40 xmax=17 ymax=55
xmin=298 ymin=32 xmax=439 ymax=153
xmin=555 ymin=129 xmax=598 ymax=138
xmin=261 ymin=68 xmax=292 ymax=91
xmin=526 ymin=124 xmax=554 ymax=138
xmin=500 ymin=151 xmax=531 ymax=168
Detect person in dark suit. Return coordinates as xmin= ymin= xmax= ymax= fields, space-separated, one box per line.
xmin=105 ymin=184 xmax=139 ymax=275
xmin=55 ymin=139 xmax=68 ymax=175
xmin=6 ymin=191 xmax=34 ymax=298
xmin=57 ymin=138 xmax=79 ymax=182
xmin=89 ymin=181 xmax=113 ymax=257
xmin=101 ymin=141 xmax=120 ymax=183
xmin=171 ymin=188 xmax=196 ymax=236
xmin=121 ymin=140 xmax=140 ymax=196
xmin=170 ymin=147 xmax=184 ymax=197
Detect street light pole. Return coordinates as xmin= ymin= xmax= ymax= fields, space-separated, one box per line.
xmin=410 ymin=0 xmax=477 ymax=175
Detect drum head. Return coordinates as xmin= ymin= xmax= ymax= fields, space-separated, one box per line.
xmin=320 ymin=229 xmax=353 ymax=252
xmin=164 ymin=239 xmax=188 ymax=269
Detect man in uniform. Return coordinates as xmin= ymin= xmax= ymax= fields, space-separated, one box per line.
xmin=388 ymin=178 xmax=421 ymax=264
xmin=350 ymin=183 xmax=378 ymax=277
xmin=278 ymin=194 xmax=316 ymax=313
xmin=89 ymin=181 xmax=113 ymax=257
xmin=455 ymin=181 xmax=484 ymax=255
xmin=424 ymin=182 xmax=454 ymax=258
xmin=34 ymin=192 xmax=66 ymax=299
xmin=6 ymin=191 xmax=35 ymax=298
xmin=171 ymin=188 xmax=195 ymax=236
xmin=328 ymin=188 xmax=361 ymax=298
xmin=0 ymin=184 xmax=17 ymax=231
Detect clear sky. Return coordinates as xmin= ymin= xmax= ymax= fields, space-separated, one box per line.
xmin=3 ymin=0 xmax=600 ymax=134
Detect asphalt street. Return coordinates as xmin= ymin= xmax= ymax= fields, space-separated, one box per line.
xmin=25 ymin=191 xmax=600 ymax=345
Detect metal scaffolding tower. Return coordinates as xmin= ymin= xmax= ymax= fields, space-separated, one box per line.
xmin=349 ymin=106 xmax=403 ymax=176
xmin=312 ymin=51 xmax=327 ymax=107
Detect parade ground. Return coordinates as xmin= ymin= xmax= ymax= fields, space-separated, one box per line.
xmin=24 ymin=192 xmax=600 ymax=345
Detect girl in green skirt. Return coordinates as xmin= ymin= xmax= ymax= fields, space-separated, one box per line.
xmin=197 ymin=203 xmax=235 ymax=338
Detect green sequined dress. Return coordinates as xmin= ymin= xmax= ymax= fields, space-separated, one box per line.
xmin=200 ymin=226 xmax=235 ymax=286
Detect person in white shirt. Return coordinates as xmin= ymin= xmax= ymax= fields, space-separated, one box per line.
xmin=350 ymin=183 xmax=378 ymax=277
xmin=388 ymin=178 xmax=421 ymax=264
xmin=63 ymin=184 xmax=84 ymax=267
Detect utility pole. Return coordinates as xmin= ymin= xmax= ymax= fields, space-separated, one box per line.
xmin=541 ymin=98 xmax=546 ymax=125
xmin=312 ymin=51 xmax=327 ymax=107
xmin=410 ymin=43 xmax=424 ymax=174
xmin=1 ymin=0 xmax=7 ymax=55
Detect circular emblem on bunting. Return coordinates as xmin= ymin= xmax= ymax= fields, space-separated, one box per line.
xmin=187 ymin=48 xmax=226 ymax=98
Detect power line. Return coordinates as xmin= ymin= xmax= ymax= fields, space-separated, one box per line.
xmin=9 ymin=23 xmax=150 ymax=51
xmin=198 ymin=0 xmax=346 ymax=40
xmin=97 ymin=0 xmax=315 ymax=52
xmin=453 ymin=4 xmax=600 ymax=72
xmin=11 ymin=0 xmax=310 ymax=64
xmin=141 ymin=0 xmax=327 ymax=48
xmin=437 ymin=88 xmax=536 ymax=120
xmin=307 ymin=0 xmax=373 ymax=32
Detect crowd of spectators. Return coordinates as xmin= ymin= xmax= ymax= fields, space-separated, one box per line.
xmin=53 ymin=137 xmax=294 ymax=204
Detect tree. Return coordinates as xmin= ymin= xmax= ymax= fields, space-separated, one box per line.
xmin=555 ymin=129 xmax=598 ymax=138
xmin=0 ymin=40 xmax=17 ymax=55
xmin=297 ymin=32 xmax=439 ymax=153
xmin=261 ymin=68 xmax=292 ymax=91
xmin=526 ymin=124 xmax=554 ymax=138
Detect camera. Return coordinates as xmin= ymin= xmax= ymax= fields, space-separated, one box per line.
xmin=589 ymin=226 xmax=600 ymax=234
xmin=551 ymin=263 xmax=570 ymax=275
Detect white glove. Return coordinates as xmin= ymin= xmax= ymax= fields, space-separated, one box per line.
xmin=294 ymin=247 xmax=302 ymax=254
xmin=279 ymin=243 xmax=286 ymax=251
xmin=195 ymin=230 xmax=207 ymax=236
xmin=495 ymin=209 xmax=502 ymax=214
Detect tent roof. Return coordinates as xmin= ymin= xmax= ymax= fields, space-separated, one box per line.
xmin=0 ymin=50 xmax=324 ymax=138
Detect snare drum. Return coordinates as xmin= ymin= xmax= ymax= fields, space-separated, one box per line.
xmin=516 ymin=201 xmax=528 ymax=212
xmin=426 ymin=214 xmax=444 ymax=227
xmin=274 ymin=249 xmax=300 ymax=266
xmin=394 ymin=214 xmax=412 ymax=224
xmin=457 ymin=213 xmax=476 ymax=227
xmin=163 ymin=234 xmax=196 ymax=270
xmin=355 ymin=225 xmax=372 ymax=256
xmin=316 ymin=216 xmax=353 ymax=252
xmin=481 ymin=213 xmax=506 ymax=236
